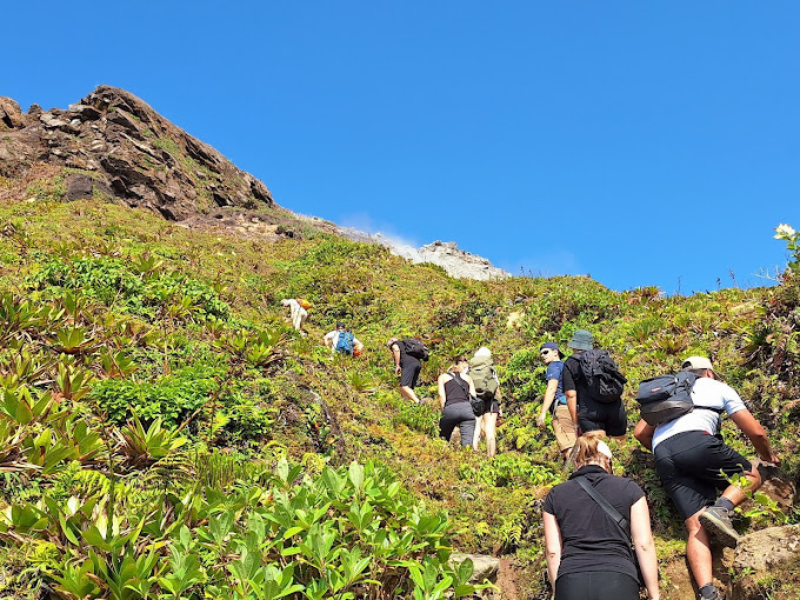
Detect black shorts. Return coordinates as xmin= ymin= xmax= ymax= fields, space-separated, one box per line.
xmin=578 ymin=400 xmax=627 ymax=437
xmin=399 ymin=357 xmax=421 ymax=388
xmin=654 ymin=431 xmax=750 ymax=520
xmin=479 ymin=398 xmax=500 ymax=416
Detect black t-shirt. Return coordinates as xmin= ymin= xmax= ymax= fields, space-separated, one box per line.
xmin=542 ymin=465 xmax=644 ymax=582
xmin=392 ymin=341 xmax=421 ymax=369
xmin=562 ymin=355 xmax=597 ymax=413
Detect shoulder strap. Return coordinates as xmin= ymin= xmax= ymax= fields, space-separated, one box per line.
xmin=575 ymin=477 xmax=631 ymax=540
xmin=449 ymin=372 xmax=469 ymax=395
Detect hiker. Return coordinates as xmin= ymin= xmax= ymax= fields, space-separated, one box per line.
xmin=280 ymin=298 xmax=309 ymax=334
xmin=562 ymin=329 xmax=627 ymax=440
xmin=633 ymin=356 xmax=780 ymax=600
xmin=438 ymin=356 xmax=478 ymax=449
xmin=537 ymin=342 xmax=576 ymax=460
xmin=543 ymin=433 xmax=660 ymax=600
xmin=469 ymin=347 xmax=502 ymax=457
xmin=387 ymin=337 xmax=427 ymax=404
xmin=323 ymin=323 xmax=363 ymax=356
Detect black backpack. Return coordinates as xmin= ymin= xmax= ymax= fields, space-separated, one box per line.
xmin=402 ymin=338 xmax=429 ymax=361
xmin=635 ymin=372 xmax=723 ymax=426
xmin=575 ymin=349 xmax=626 ymax=403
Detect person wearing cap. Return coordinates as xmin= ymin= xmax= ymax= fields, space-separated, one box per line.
xmin=469 ymin=346 xmax=502 ymax=457
xmin=537 ymin=342 xmax=576 ymax=460
xmin=323 ymin=323 xmax=363 ymax=356
xmin=387 ymin=337 xmax=422 ymax=404
xmin=562 ymin=329 xmax=628 ymax=440
xmin=543 ymin=432 xmax=660 ymax=600
xmin=633 ymin=356 xmax=780 ymax=600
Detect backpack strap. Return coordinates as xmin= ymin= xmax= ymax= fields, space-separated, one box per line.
xmin=449 ymin=372 xmax=469 ymax=395
xmin=575 ymin=476 xmax=631 ymax=540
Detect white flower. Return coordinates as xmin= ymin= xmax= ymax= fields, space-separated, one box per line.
xmin=774 ymin=223 xmax=796 ymax=239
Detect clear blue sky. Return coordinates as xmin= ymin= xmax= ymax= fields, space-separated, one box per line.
xmin=3 ymin=2 xmax=798 ymax=294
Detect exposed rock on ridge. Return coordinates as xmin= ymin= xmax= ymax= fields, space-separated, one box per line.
xmin=0 ymin=86 xmax=273 ymax=220
xmin=335 ymin=226 xmax=509 ymax=281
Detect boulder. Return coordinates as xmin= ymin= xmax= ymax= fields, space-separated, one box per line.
xmin=450 ymin=553 xmax=500 ymax=584
xmin=0 ymin=97 xmax=24 ymax=129
xmin=66 ymin=174 xmax=94 ymax=202
xmin=728 ymin=525 xmax=800 ymax=600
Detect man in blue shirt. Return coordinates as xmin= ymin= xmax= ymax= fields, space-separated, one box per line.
xmin=537 ymin=342 xmax=576 ymax=459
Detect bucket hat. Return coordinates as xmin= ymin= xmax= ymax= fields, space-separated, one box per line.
xmin=567 ymin=330 xmax=593 ymax=351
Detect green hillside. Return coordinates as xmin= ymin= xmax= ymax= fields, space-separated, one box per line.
xmin=0 ymin=182 xmax=798 ymax=598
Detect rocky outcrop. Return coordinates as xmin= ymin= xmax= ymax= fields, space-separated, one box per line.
xmin=0 ymin=86 xmax=273 ymax=220
xmin=335 ymin=226 xmax=509 ymax=281
xmin=729 ymin=525 xmax=800 ymax=600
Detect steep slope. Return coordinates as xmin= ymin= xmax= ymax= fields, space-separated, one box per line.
xmin=0 ymin=90 xmax=799 ymax=599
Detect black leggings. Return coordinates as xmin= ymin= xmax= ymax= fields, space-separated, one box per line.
xmin=556 ymin=572 xmax=639 ymax=600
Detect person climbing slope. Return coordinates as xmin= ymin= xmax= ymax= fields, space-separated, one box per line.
xmin=543 ymin=433 xmax=660 ymax=600
xmin=469 ymin=346 xmax=502 ymax=458
xmin=633 ymin=356 xmax=780 ymax=600
xmin=537 ymin=342 xmax=576 ymax=460
xmin=281 ymin=298 xmax=309 ymax=334
xmin=323 ymin=322 xmax=363 ymax=356
xmin=387 ymin=337 xmax=428 ymax=404
xmin=438 ymin=356 xmax=478 ymax=449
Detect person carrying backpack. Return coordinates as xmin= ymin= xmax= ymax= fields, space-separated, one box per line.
xmin=281 ymin=298 xmax=308 ymax=334
xmin=468 ymin=347 xmax=502 ymax=458
xmin=387 ymin=336 xmax=428 ymax=404
xmin=562 ymin=330 xmax=628 ymax=440
xmin=633 ymin=356 xmax=780 ymax=600
xmin=323 ymin=323 xmax=363 ymax=357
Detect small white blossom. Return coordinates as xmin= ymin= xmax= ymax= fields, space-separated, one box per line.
xmin=774 ymin=223 xmax=796 ymax=239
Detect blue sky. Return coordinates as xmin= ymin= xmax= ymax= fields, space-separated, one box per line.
xmin=3 ymin=2 xmax=798 ymax=294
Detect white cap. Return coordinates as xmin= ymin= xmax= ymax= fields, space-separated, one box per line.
xmin=474 ymin=346 xmax=492 ymax=358
xmin=596 ymin=440 xmax=613 ymax=460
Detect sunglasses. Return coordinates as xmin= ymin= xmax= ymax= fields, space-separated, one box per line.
xmin=540 ymin=349 xmax=552 ymax=356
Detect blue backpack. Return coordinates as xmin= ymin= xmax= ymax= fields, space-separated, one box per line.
xmin=335 ymin=331 xmax=354 ymax=355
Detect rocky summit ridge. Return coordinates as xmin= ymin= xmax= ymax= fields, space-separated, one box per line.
xmin=0 ymin=86 xmax=273 ymax=220
xmin=1 ymin=86 xmax=507 ymax=280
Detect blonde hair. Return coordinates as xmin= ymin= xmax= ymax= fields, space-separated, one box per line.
xmin=573 ymin=432 xmax=612 ymax=469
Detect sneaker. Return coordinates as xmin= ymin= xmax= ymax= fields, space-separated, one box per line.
xmin=699 ymin=589 xmax=722 ymax=600
xmin=699 ymin=506 xmax=739 ymax=548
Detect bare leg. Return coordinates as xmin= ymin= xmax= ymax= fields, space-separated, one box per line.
xmin=399 ymin=386 xmax=420 ymax=404
xmin=473 ymin=415 xmax=483 ymax=450
xmin=483 ymin=412 xmax=498 ymax=458
xmin=685 ymin=512 xmax=713 ymax=590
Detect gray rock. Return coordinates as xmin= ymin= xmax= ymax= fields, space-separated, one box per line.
xmin=733 ymin=525 xmax=800 ymax=573
xmin=450 ymin=553 xmax=500 ymax=584
xmin=66 ymin=175 xmax=94 ymax=202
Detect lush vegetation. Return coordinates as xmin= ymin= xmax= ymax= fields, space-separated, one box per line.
xmin=0 ymin=179 xmax=799 ymax=598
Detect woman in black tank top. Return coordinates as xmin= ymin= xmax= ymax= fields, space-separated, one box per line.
xmin=438 ymin=357 xmax=478 ymax=448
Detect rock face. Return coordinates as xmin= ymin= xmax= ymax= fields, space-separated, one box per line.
xmin=729 ymin=525 xmax=800 ymax=600
xmin=0 ymin=86 xmax=273 ymax=220
xmin=335 ymin=226 xmax=509 ymax=281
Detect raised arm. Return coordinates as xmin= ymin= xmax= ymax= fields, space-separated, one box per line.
xmin=730 ymin=409 xmax=780 ymax=465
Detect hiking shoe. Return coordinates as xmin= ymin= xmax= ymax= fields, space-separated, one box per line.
xmin=699 ymin=506 xmax=739 ymax=548
xmin=700 ymin=591 xmax=722 ymax=600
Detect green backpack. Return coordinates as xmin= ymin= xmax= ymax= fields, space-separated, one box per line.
xmin=468 ymin=355 xmax=499 ymax=400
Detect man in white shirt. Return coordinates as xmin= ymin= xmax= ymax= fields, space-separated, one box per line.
xmin=634 ymin=356 xmax=780 ymax=600
xmin=281 ymin=299 xmax=308 ymax=333
xmin=323 ymin=323 xmax=363 ymax=356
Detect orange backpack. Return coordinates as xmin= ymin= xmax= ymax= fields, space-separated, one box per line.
xmin=297 ymin=298 xmax=312 ymax=310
